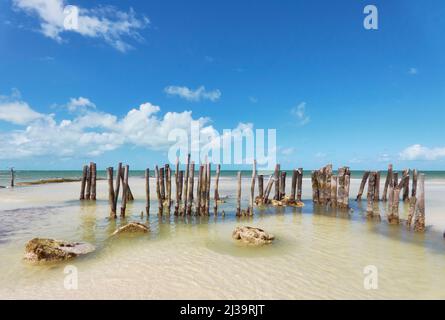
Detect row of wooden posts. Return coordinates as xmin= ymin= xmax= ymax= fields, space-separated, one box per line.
xmin=79 ymin=160 xmax=426 ymax=232
xmin=354 ymin=164 xmax=425 ymax=232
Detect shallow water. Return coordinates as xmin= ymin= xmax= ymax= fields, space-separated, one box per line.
xmin=0 ymin=177 xmax=444 ymax=299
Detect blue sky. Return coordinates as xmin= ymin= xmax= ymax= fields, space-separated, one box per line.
xmin=0 ymin=0 xmax=444 ymax=170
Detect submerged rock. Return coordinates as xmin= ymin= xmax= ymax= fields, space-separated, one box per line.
xmin=24 ymin=238 xmax=95 ymax=263
xmin=112 ymin=222 xmax=149 ymax=236
xmin=232 ymin=226 xmax=275 ymax=245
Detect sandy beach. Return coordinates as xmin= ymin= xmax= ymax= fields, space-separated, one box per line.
xmin=0 ymin=176 xmax=444 ymax=300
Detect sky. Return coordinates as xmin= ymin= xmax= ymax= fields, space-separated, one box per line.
xmin=0 ymin=0 xmax=444 ymax=170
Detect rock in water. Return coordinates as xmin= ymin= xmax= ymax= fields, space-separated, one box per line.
xmin=112 ymin=222 xmax=149 ymax=236
xmin=232 ymin=226 xmax=275 ymax=245
xmin=24 ymin=238 xmax=95 ymax=263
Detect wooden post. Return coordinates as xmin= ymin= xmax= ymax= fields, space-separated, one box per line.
xmin=412 ymin=169 xmax=418 ymax=198
xmin=414 ymin=174 xmax=425 ymax=232
xmin=280 ymin=171 xmax=286 ymax=200
xmin=205 ymin=163 xmax=211 ymax=215
xmin=237 ymin=171 xmax=242 ymax=216
xmin=166 ymin=164 xmax=172 ymax=213
xmin=402 ymin=169 xmax=410 ymax=202
xmin=214 ymin=164 xmax=221 ymax=214
xmin=196 ymin=165 xmax=203 ymax=216
xmin=393 ymin=172 xmax=399 ymax=188
xmin=186 ymin=162 xmax=195 ymax=215
xmin=317 ymin=168 xmax=326 ymax=205
xmin=407 ymin=196 xmax=417 ymax=229
xmin=258 ymin=174 xmax=264 ymax=203
xmin=273 ymin=164 xmax=280 ymax=200
xmin=374 ymin=171 xmax=381 ymax=201
xmin=80 ymin=165 xmax=88 ymax=200
xmin=155 ymin=166 xmax=163 ymax=215
xmin=382 ymin=164 xmax=393 ymax=202
xmin=249 ymin=160 xmax=256 ymax=215
xmin=145 ymin=169 xmax=150 ymax=215
xmin=356 ymin=171 xmax=370 ymax=201
xmin=10 ymin=168 xmax=15 ymax=188
xmin=114 ymin=163 xmax=122 ymax=212
xmin=336 ymin=168 xmax=345 ymax=207
xmin=290 ymin=170 xmax=297 ymax=202
xmin=120 ymin=165 xmax=129 ymax=217
xmin=263 ymin=175 xmax=274 ymax=204
xmin=183 ymin=153 xmax=190 ymax=213
xmin=325 ymin=164 xmax=332 ymax=205
xmin=387 ymin=178 xmax=394 ymax=221
xmin=107 ymin=167 xmax=116 ymax=218
xmin=366 ymin=172 xmax=376 ymax=216
xmin=390 ymin=187 xmax=401 ymax=224
xmin=175 ymin=168 xmax=181 ymax=216
xmin=311 ymin=171 xmax=319 ymax=203
xmin=177 ymin=170 xmax=184 ymax=214
xmin=159 ymin=167 xmax=165 ymax=201
xmin=330 ymin=175 xmax=337 ymax=207
xmin=297 ymin=168 xmax=303 ymax=202
xmin=91 ymin=162 xmax=97 ymax=201
xmin=85 ymin=163 xmax=92 ymax=200
xmin=344 ymin=168 xmax=351 ymax=209
xmin=119 ymin=167 xmax=134 ymax=201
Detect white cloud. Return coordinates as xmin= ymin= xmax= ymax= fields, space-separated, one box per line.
xmin=66 ymin=97 xmax=96 ymax=112
xmin=291 ymin=102 xmax=310 ymax=126
xmin=0 ymin=93 xmax=222 ymax=160
xmin=164 ymin=86 xmax=221 ymax=102
xmin=0 ymin=93 xmax=47 ymax=125
xmin=399 ymin=144 xmax=445 ymax=161
xmin=12 ymin=0 xmax=149 ymax=52
xmin=280 ymin=147 xmax=295 ymax=156
xmin=409 ymin=67 xmax=418 ymax=75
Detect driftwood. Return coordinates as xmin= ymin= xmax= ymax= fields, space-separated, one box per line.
xmin=262 ymin=175 xmax=274 ymax=204
xmin=107 ymin=167 xmax=116 ymax=218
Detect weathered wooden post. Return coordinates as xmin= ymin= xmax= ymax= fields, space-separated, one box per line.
xmin=85 ymin=163 xmax=92 ymax=200
xmin=257 ymin=174 xmax=264 ymax=203
xmin=280 ymin=171 xmax=286 ymax=200
xmin=290 ymin=170 xmax=297 ymax=203
xmin=214 ymin=164 xmax=221 ymax=214
xmin=196 ymin=165 xmax=203 ymax=216
xmin=407 ymin=196 xmax=417 ymax=229
xmin=366 ymin=172 xmax=376 ymax=217
xmin=91 ymin=162 xmax=97 ymax=201
xmin=249 ymin=160 xmax=256 ymax=215
xmin=159 ymin=167 xmax=165 ymax=201
xmin=107 ymin=167 xmax=116 ymax=218
xmin=176 ymin=170 xmax=184 ymax=215
xmin=330 ymin=175 xmax=338 ymax=207
xmin=186 ymin=162 xmax=195 ymax=215
xmin=155 ymin=166 xmax=163 ymax=215
xmin=344 ymin=168 xmax=351 ymax=208
xmin=336 ymin=168 xmax=345 ymax=207
xmin=401 ymin=169 xmax=410 ymax=202
xmin=412 ymin=169 xmax=418 ymax=198
xmin=318 ymin=168 xmax=326 ymax=205
xmin=183 ymin=153 xmax=191 ymax=214
xmin=145 ymin=169 xmax=150 ymax=215
xmin=237 ymin=171 xmax=242 ymax=216
xmin=205 ymin=163 xmax=211 ymax=215
xmin=80 ymin=165 xmax=88 ymax=200
xmin=166 ymin=164 xmax=172 ymax=213
xmin=311 ymin=171 xmax=319 ymax=203
xmin=374 ymin=171 xmax=381 ymax=201
xmin=414 ymin=174 xmax=425 ymax=232
xmin=393 ymin=172 xmax=399 ymax=188
xmin=10 ymin=168 xmax=15 ymax=188
xmin=325 ymin=165 xmax=332 ymax=205
xmin=356 ymin=171 xmax=370 ymax=201
xmin=114 ymin=163 xmax=122 ymax=212
xmin=273 ymin=164 xmax=280 ymax=200
xmin=120 ymin=165 xmax=129 ymax=217
xmin=382 ymin=164 xmax=393 ymax=202
xmin=263 ymin=175 xmax=274 ymax=204
xmin=297 ymin=168 xmax=303 ymax=202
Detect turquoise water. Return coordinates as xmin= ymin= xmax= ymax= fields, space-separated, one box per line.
xmin=1 ymin=169 xmax=445 ymax=187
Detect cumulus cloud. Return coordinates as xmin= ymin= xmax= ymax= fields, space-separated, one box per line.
xmin=0 ymin=93 xmax=47 ymax=124
xmin=164 ymin=85 xmax=221 ymax=102
xmin=12 ymin=0 xmax=149 ymax=52
xmin=0 ymin=94 xmax=218 ymax=160
xmin=399 ymin=144 xmax=445 ymax=161
xmin=65 ymin=97 xmax=96 ymax=112
xmin=291 ymin=102 xmax=310 ymax=126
